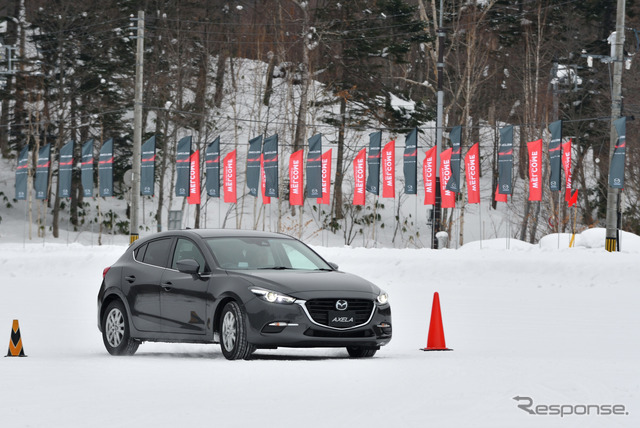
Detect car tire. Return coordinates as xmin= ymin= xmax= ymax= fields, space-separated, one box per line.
xmin=220 ymin=301 xmax=255 ymax=360
xmin=346 ymin=346 xmax=377 ymax=358
xmin=102 ymin=300 xmax=139 ymax=356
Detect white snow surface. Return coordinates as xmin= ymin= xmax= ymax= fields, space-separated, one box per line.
xmin=0 ymin=226 xmax=638 ymax=428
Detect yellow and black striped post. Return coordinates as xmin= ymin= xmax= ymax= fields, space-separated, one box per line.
xmin=6 ymin=319 xmax=26 ymax=357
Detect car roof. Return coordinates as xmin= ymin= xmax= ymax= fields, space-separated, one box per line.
xmin=133 ymin=228 xmax=294 ymax=245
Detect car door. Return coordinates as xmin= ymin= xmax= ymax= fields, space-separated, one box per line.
xmin=123 ymin=237 xmax=173 ymax=332
xmin=159 ymin=237 xmax=209 ymax=336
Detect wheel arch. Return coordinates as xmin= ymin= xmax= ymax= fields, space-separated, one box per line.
xmin=212 ymin=296 xmax=240 ymax=337
xmin=100 ymin=291 xmax=133 ymax=334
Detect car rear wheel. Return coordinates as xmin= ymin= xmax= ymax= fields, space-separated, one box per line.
xmin=102 ymin=300 xmax=139 ymax=356
xmin=220 ymin=301 xmax=255 ymax=360
xmin=346 ymin=346 xmax=377 ymax=358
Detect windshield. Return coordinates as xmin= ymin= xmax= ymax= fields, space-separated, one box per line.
xmin=205 ymin=237 xmax=332 ymax=271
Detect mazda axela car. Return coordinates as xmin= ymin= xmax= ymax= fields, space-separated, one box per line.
xmin=98 ymin=229 xmax=392 ymax=360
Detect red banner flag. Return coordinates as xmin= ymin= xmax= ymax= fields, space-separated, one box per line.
xmin=382 ymin=141 xmax=395 ymax=198
xmin=439 ymin=148 xmax=455 ymax=208
xmin=223 ymin=150 xmax=237 ymax=203
xmin=465 ymin=143 xmax=480 ymax=204
xmin=289 ymin=150 xmax=304 ymax=206
xmin=423 ymin=146 xmax=436 ymax=205
xmin=187 ymin=150 xmax=201 ymax=205
xmin=568 ymin=190 xmax=578 ymax=207
xmin=563 ymin=139 xmax=572 ymax=202
xmin=318 ymin=149 xmax=332 ymax=205
xmin=261 ymin=154 xmax=270 ymax=205
xmin=494 ymin=184 xmax=507 ymax=203
xmin=527 ymin=139 xmax=543 ymax=201
xmin=353 ymin=148 xmax=366 ymax=205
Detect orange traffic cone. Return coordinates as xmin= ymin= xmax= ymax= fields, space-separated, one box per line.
xmin=421 ymin=292 xmax=452 ymax=351
xmin=6 ymin=319 xmax=27 ymax=357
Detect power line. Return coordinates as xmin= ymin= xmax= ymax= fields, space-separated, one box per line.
xmin=28 ymin=17 xmax=130 ymax=37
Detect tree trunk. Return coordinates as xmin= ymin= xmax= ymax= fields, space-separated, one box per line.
xmin=332 ymin=96 xmax=346 ymax=220
xmin=214 ymin=51 xmax=227 ymax=109
xmin=155 ymin=111 xmax=168 ymax=232
xmin=263 ymin=51 xmax=276 ymax=107
xmin=70 ymin=96 xmax=81 ymax=228
xmin=194 ymin=41 xmax=210 ymax=229
xmin=529 ymin=201 xmax=541 ymax=243
xmin=0 ymin=85 xmax=12 ymax=158
xmin=292 ymin=6 xmax=311 ymax=154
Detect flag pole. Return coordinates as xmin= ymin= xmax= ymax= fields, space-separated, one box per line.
xmin=415 ymin=192 xmax=418 ymax=247
xmin=91 ymin=206 xmax=94 ymax=247
xmin=431 ymin=203 xmax=436 ymax=249
xmin=23 ymin=198 xmax=28 ymax=249
xmin=67 ymin=204 xmax=71 ymax=246
xmin=569 ymin=202 xmax=576 ymax=247
xmin=42 ymin=199 xmax=46 ymax=247
xmin=505 ymin=209 xmax=509 ymax=250
xmin=556 ymin=194 xmax=560 ymax=249
xmin=374 ymin=194 xmax=378 ymax=247
xmin=479 ymin=201 xmax=483 ymax=249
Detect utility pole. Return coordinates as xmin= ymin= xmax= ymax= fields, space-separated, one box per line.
xmin=130 ymin=11 xmax=144 ymax=244
xmin=605 ymin=0 xmax=625 ymax=252
xmin=433 ymin=0 xmax=445 ymax=248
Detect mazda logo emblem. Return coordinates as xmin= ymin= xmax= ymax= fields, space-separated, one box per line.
xmin=336 ymin=300 xmax=348 ymax=311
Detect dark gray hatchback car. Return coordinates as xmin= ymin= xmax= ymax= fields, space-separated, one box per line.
xmin=98 ymin=229 xmax=392 ymax=360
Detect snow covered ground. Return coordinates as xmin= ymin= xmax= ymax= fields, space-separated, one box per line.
xmin=0 ymin=225 xmax=638 ymax=428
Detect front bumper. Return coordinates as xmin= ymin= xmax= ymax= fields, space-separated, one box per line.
xmin=243 ymin=298 xmax=392 ymax=348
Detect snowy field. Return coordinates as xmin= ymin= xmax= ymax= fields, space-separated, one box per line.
xmin=0 ymin=227 xmax=638 ymax=428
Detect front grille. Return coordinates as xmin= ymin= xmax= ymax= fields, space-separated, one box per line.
xmin=304 ymin=299 xmax=375 ymax=329
xmin=304 ymin=328 xmax=374 ymax=338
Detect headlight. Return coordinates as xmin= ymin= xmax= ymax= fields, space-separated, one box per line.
xmin=251 ymin=288 xmax=296 ymax=304
xmin=377 ymin=292 xmax=389 ymax=305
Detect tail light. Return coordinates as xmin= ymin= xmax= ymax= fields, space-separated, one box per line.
xmin=103 ymin=267 xmax=111 ymax=278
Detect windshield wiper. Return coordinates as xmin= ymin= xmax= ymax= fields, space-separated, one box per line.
xmin=257 ymin=266 xmax=294 ymax=270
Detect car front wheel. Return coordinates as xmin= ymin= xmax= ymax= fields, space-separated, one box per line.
xmin=102 ymin=300 xmax=139 ymax=356
xmin=346 ymin=346 xmax=377 ymax=358
xmin=220 ymin=301 xmax=255 ymax=360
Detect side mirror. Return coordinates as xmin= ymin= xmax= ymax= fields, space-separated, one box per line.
xmin=328 ymin=262 xmax=339 ymax=270
xmin=176 ymin=258 xmax=200 ymax=275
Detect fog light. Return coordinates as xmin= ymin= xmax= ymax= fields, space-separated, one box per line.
xmin=269 ymin=322 xmax=289 ymax=327
xmin=376 ymin=322 xmax=392 ymax=335
xmin=261 ymin=321 xmax=298 ymax=334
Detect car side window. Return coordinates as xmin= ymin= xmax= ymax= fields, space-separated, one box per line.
xmin=134 ymin=243 xmax=147 ymax=262
xmin=141 ymin=238 xmax=173 ymax=268
xmin=171 ymin=238 xmax=206 ymax=273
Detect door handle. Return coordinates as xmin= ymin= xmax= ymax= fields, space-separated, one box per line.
xmin=125 ymin=275 xmax=136 ymax=283
xmin=162 ymin=282 xmax=173 ymax=291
